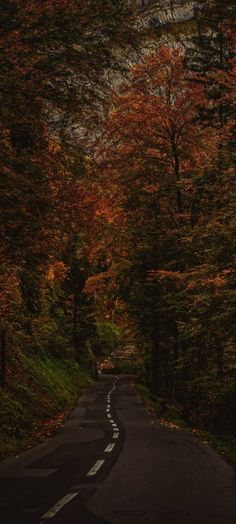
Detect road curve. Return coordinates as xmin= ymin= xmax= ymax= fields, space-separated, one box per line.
xmin=0 ymin=375 xmax=236 ymax=524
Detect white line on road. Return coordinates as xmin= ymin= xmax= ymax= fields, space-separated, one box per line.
xmin=104 ymin=443 xmax=115 ymax=453
xmin=113 ymin=432 xmax=119 ymax=439
xmin=107 ymin=413 xmax=111 ymax=418
xmin=41 ymin=492 xmax=78 ymax=520
xmin=87 ymin=460 xmax=105 ymax=477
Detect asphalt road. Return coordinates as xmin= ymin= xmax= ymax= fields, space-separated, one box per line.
xmin=0 ymin=375 xmax=236 ymax=524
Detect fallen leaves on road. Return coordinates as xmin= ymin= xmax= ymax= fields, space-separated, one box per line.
xmin=159 ymin=418 xmax=182 ymax=431
xmin=30 ymin=410 xmax=70 ymax=445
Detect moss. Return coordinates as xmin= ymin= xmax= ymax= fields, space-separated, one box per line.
xmin=0 ymin=350 xmax=93 ymax=460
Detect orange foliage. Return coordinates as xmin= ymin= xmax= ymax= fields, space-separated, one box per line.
xmin=46 ymin=262 xmax=68 ymax=287
xmin=100 ymin=46 xmax=219 ymax=225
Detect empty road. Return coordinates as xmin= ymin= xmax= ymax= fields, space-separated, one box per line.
xmin=0 ymin=375 xmax=236 ymax=524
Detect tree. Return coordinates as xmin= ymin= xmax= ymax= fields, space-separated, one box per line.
xmin=91 ymin=42 xmax=235 ymax=431
xmin=0 ymin=0 xmax=136 ymax=382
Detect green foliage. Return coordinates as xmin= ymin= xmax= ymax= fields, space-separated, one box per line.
xmin=114 ymin=360 xmax=142 ymax=375
xmin=93 ymin=321 xmax=122 ymax=356
xmin=0 ymin=347 xmax=92 ymax=459
xmin=30 ymin=317 xmax=74 ymax=358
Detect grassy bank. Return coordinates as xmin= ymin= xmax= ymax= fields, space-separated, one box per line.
xmin=0 ymin=349 xmax=93 ymax=460
xmin=136 ymin=384 xmax=236 ymax=469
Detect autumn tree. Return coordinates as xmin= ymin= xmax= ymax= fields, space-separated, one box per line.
xmin=0 ymin=0 xmax=136 ymax=381
xmin=96 ymin=46 xmax=216 ymax=384
xmin=92 ymin=42 xmax=235 ymax=431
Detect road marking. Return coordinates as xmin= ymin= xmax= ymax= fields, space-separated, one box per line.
xmin=41 ymin=492 xmax=78 ymax=520
xmin=112 ymin=423 xmax=117 ymax=428
xmin=87 ymin=459 xmax=105 ymax=477
xmin=113 ymin=432 xmax=119 ymax=439
xmin=104 ymin=443 xmax=115 ymax=453
xmin=107 ymin=413 xmax=111 ymax=418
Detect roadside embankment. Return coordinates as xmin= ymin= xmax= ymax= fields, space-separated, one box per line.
xmin=136 ymin=383 xmax=236 ymax=470
xmin=0 ymin=350 xmax=93 ymax=460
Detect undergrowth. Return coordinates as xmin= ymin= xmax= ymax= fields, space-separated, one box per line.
xmin=136 ymin=383 xmax=236 ymax=469
xmin=0 ymin=349 xmax=93 ymax=460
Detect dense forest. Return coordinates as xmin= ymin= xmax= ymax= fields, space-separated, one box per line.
xmin=0 ymin=0 xmax=235 ymax=456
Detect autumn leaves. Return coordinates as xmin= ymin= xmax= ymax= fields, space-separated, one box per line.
xmin=91 ymin=41 xmax=236 ymax=430
xmin=0 ymin=1 xmax=235 ymax=433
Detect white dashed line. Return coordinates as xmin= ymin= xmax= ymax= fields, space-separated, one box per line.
xmin=41 ymin=492 xmax=78 ymax=520
xmin=104 ymin=443 xmax=115 ymax=453
xmin=85 ymin=378 xmax=120 ymax=481
xmin=87 ymin=460 xmax=105 ymax=477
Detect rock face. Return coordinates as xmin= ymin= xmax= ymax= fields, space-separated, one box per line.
xmin=141 ymin=1 xmax=195 ymax=27
xmin=132 ymin=0 xmax=199 ymax=46
xmin=135 ymin=0 xmax=234 ymax=35
xmin=134 ymin=0 xmax=234 ymax=66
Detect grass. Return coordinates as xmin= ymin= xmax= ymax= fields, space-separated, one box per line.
xmin=135 ymin=383 xmax=236 ymax=469
xmin=0 ymin=349 xmax=93 ymax=460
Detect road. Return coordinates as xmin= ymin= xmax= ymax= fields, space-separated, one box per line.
xmin=0 ymin=375 xmax=236 ymax=524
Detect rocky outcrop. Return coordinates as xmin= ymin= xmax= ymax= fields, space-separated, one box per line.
xmin=142 ymin=1 xmax=195 ymax=27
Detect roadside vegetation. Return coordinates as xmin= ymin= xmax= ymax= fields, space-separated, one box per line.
xmin=87 ymin=7 xmax=235 ymax=441
xmin=136 ymin=383 xmax=236 ymax=469
xmin=0 ymin=0 xmax=134 ymax=459
xmin=0 ymin=349 xmax=93 ymax=459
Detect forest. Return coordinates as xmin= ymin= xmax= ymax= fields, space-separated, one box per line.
xmin=0 ymin=0 xmax=235 ymax=458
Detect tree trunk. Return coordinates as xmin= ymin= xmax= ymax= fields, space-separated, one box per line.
xmin=150 ymin=317 xmax=160 ymax=393
xmin=174 ymin=152 xmax=183 ymax=214
xmin=216 ymin=341 xmax=224 ymax=379
xmin=171 ymin=320 xmax=180 ymax=401
xmin=0 ymin=328 xmax=6 ymax=387
xmin=73 ymin=293 xmax=78 ymax=346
